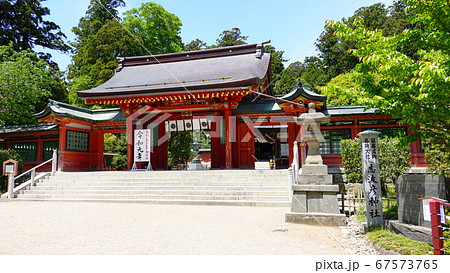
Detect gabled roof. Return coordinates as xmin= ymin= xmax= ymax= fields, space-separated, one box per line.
xmin=279 ymin=81 xmax=328 ymax=114
xmin=77 ymin=41 xmax=272 ymax=100
xmin=0 ymin=123 xmax=58 ymax=134
xmin=327 ymin=105 xmax=377 ymax=116
xmin=34 ymin=100 xmax=125 ymax=123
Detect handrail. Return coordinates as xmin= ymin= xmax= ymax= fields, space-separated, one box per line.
xmin=14 ymin=157 xmax=54 ymax=180
xmin=4 ymin=150 xmax=58 ymax=199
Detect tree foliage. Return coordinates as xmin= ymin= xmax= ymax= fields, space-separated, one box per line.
xmin=341 ymin=137 xmax=411 ymax=193
xmin=72 ymin=0 xmax=125 ymax=49
xmin=215 ymin=27 xmax=248 ymax=47
xmin=168 ymin=131 xmax=193 ymax=168
xmin=123 ymin=2 xmax=183 ymax=55
xmin=328 ymin=0 xmax=450 ymax=176
xmin=111 ymin=133 xmax=128 ymax=171
xmin=0 ymin=0 xmax=69 ymax=54
xmin=0 ymin=45 xmax=53 ymax=125
xmin=184 ymin=39 xmax=207 ymax=51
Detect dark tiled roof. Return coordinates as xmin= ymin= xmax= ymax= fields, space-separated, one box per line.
xmin=34 ymin=100 xmax=125 ymax=123
xmin=233 ymin=99 xmax=283 ymax=115
xmin=279 ymin=81 xmax=328 ymax=114
xmin=0 ymin=123 xmax=58 ymax=134
xmin=327 ymin=106 xmax=377 ymax=116
xmin=77 ymin=42 xmax=272 ymax=99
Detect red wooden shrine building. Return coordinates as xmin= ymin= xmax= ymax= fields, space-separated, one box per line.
xmin=0 ymin=42 xmax=425 ymax=171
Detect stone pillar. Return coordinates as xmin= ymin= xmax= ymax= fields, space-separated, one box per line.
xmin=359 ymin=130 xmax=383 ymax=227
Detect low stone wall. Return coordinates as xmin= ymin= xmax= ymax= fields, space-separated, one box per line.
xmin=385 ymin=220 xmax=432 ymax=245
xmin=396 ymin=168 xmax=449 ymax=227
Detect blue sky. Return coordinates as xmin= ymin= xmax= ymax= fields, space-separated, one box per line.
xmin=40 ymin=0 xmax=393 ymax=71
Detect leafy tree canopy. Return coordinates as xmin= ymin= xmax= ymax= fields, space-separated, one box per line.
xmin=0 ymin=0 xmax=69 ymax=54
xmin=184 ymin=39 xmax=207 ymax=51
xmin=72 ymin=0 xmax=125 ymax=48
xmin=328 ymin=0 xmax=450 ymax=177
xmin=0 ymin=44 xmax=53 ymax=125
xmin=123 ymin=2 xmax=183 ymax=55
xmin=264 ymin=45 xmax=287 ymax=89
xmin=215 ymin=27 xmax=248 ymax=47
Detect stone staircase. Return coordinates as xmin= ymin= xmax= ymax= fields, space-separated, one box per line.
xmin=15 ymin=170 xmax=290 ymax=207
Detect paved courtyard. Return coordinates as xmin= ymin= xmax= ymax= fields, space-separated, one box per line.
xmin=0 ymin=201 xmax=348 ymax=255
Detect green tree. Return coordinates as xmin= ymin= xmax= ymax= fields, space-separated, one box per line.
xmin=168 ymin=131 xmax=193 ymax=169
xmin=318 ymin=73 xmax=361 ymax=106
xmin=123 ymin=2 xmax=183 ymax=55
xmin=341 ymin=137 xmax=411 ymax=193
xmin=111 ymin=133 xmax=127 ymax=171
xmin=299 ymin=56 xmax=328 ymax=91
xmin=264 ymin=45 xmax=287 ymax=88
xmin=273 ymin=61 xmax=307 ymax=95
xmin=72 ymin=0 xmax=125 ymax=49
xmin=69 ymin=0 xmax=125 ymax=80
xmin=328 ymin=0 xmax=450 ymax=177
xmin=68 ymin=75 xmax=94 ymax=107
xmin=0 ymin=45 xmax=53 ymax=125
xmin=215 ymin=27 xmax=248 ymax=47
xmin=0 ymin=0 xmax=69 ymax=53
xmin=184 ymin=39 xmax=207 ymax=51
xmin=73 ymin=20 xmax=145 ymax=86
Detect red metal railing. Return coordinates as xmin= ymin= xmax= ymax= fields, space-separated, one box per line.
xmin=430 ymin=200 xmax=450 ymax=255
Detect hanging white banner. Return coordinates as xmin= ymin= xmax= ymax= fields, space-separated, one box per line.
xmin=168 ymin=120 xmax=177 ymax=132
xmin=184 ymin=119 xmax=193 ymax=130
xmin=134 ymin=129 xmax=151 ymax=162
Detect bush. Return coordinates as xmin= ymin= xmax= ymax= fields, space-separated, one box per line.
xmin=341 ymin=137 xmax=411 ymax=193
xmin=0 ymin=149 xmax=22 ymax=193
xmin=111 ymin=133 xmax=127 ymax=171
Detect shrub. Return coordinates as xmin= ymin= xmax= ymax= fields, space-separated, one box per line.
xmin=341 ymin=137 xmax=411 ymax=193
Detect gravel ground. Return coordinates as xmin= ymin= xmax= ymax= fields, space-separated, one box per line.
xmin=339 ymin=216 xmax=380 ymax=255
xmin=0 ymin=201 xmax=351 ymax=255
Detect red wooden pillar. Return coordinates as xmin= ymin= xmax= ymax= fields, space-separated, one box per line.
xmin=96 ymin=131 xmax=104 ymax=170
xmin=224 ymin=108 xmax=233 ymax=169
xmin=288 ymin=122 xmax=301 ymax=166
xmin=58 ymin=123 xmax=67 ymax=171
xmin=430 ymin=200 xmax=444 ymax=255
xmin=36 ymin=136 xmax=44 ymax=162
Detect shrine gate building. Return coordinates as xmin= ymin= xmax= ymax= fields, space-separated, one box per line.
xmin=0 ymin=42 xmax=425 ymax=171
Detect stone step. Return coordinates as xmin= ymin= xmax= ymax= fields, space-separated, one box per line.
xmin=18 ymin=170 xmax=290 ymax=207
xmin=14 ymin=197 xmax=290 ymax=207
xmin=16 ymin=193 xmax=289 ymax=201
xmin=35 ymin=181 xmax=288 ymax=187
xmin=22 ymin=189 xmax=289 ymax=196
xmin=48 ymin=172 xmax=287 ymax=179
xmin=30 ymin=185 xmax=287 ymax=191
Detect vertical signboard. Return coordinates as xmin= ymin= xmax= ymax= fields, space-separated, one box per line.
xmin=134 ymin=129 xmax=151 ymax=162
xmin=358 ymin=130 xmax=383 ymax=227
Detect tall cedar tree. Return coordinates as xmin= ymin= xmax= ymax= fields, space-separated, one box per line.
xmin=0 ymin=0 xmax=69 ymax=53
xmin=69 ymin=0 xmax=125 ymax=80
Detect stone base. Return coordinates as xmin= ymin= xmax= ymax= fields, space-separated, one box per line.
xmin=301 ymin=164 xmax=328 ymax=175
xmin=385 ymin=220 xmax=432 ymax=244
xmin=188 ymin=162 xmax=203 ymax=170
xmin=285 ymin=212 xmax=347 ymax=226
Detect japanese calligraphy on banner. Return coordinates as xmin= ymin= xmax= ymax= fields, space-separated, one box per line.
xmin=134 ymin=129 xmax=151 ymax=162
xmin=358 ymin=130 xmax=383 ymax=227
